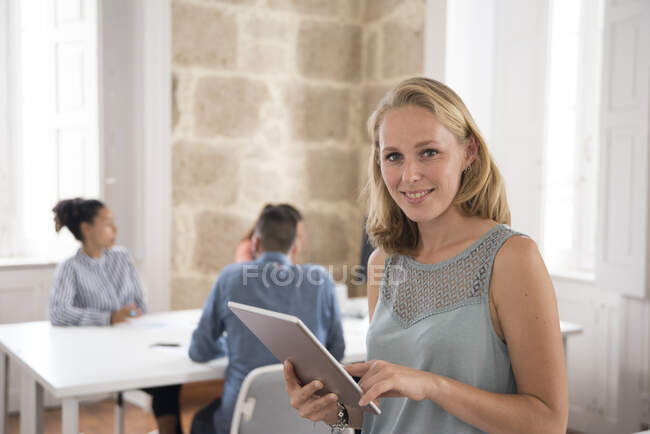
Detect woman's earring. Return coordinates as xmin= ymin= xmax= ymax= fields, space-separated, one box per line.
xmin=463 ymin=165 xmax=471 ymax=174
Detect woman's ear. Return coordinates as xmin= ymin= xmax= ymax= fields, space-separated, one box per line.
xmin=466 ymin=136 xmax=479 ymax=166
xmin=80 ymin=221 xmax=91 ymax=240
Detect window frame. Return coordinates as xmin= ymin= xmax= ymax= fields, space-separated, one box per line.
xmin=541 ymin=0 xmax=604 ymax=279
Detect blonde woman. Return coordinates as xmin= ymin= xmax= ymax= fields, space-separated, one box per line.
xmin=284 ymin=77 xmax=568 ymax=433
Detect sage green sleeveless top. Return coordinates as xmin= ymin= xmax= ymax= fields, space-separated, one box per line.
xmin=362 ymin=225 xmax=522 ymax=434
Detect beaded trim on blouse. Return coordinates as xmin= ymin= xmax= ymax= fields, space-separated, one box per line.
xmin=380 ymin=225 xmax=519 ymax=329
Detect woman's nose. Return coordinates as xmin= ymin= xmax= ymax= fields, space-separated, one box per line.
xmin=402 ymin=160 xmax=422 ymax=183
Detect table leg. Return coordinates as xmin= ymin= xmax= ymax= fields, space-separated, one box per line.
xmin=0 ymin=353 xmax=8 ymax=434
xmin=114 ymin=392 xmax=124 ymax=434
xmin=62 ymin=398 xmax=79 ymax=434
xmin=19 ymin=370 xmax=43 ymax=434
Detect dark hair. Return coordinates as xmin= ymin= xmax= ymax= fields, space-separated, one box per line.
xmin=254 ymin=205 xmax=298 ymax=253
xmin=242 ymin=203 xmax=303 ymax=241
xmin=52 ymin=198 xmax=105 ymax=241
xmin=276 ymin=203 xmax=303 ymax=222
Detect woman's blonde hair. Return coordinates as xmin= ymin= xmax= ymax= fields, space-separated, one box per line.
xmin=365 ymin=77 xmax=510 ymax=255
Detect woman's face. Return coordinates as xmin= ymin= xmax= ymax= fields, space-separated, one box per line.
xmin=83 ymin=207 xmax=117 ymax=249
xmin=379 ymin=105 xmax=472 ymax=224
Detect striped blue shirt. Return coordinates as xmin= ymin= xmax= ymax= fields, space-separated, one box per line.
xmin=49 ymin=246 xmax=147 ymax=326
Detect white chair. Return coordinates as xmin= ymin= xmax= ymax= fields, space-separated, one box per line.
xmin=230 ymin=363 xmax=353 ymax=434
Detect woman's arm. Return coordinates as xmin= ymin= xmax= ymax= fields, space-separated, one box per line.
xmin=366 ymin=248 xmax=386 ymax=322
xmin=347 ymin=236 xmax=568 ymax=434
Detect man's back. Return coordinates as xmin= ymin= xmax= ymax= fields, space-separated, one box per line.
xmin=188 ymin=251 xmax=345 ymax=434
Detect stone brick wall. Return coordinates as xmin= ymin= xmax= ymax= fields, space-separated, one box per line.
xmin=170 ymin=0 xmax=425 ymax=309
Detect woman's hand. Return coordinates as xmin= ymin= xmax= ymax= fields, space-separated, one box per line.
xmin=283 ymin=360 xmax=340 ymax=424
xmin=110 ymin=303 xmax=142 ymax=324
xmin=346 ymin=360 xmax=436 ymax=406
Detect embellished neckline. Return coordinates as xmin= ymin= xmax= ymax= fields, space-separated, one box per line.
xmin=399 ymin=224 xmax=505 ymax=271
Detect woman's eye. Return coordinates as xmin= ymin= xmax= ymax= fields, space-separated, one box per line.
xmin=422 ymin=149 xmax=438 ymax=158
xmin=384 ymin=152 xmax=401 ymax=162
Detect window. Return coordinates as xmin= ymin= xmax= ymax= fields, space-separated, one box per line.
xmin=542 ymin=0 xmax=604 ymax=276
xmin=0 ymin=0 xmax=99 ymax=263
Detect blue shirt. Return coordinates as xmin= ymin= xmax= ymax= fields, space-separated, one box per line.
xmin=49 ymin=246 xmax=147 ymax=326
xmin=188 ymin=252 xmax=346 ymax=434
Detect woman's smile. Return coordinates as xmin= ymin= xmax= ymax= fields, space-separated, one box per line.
xmin=401 ymin=188 xmax=435 ymax=204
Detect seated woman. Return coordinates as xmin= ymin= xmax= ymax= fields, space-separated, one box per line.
xmin=50 ymin=198 xmax=183 ymax=434
xmin=234 ymin=203 xmax=305 ymax=263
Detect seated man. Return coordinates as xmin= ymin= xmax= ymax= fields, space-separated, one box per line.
xmin=188 ymin=205 xmax=346 ymax=434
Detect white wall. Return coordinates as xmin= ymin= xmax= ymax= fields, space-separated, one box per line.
xmin=439 ymin=0 xmax=547 ymax=242
xmin=0 ymin=0 xmax=171 ymax=413
xmin=444 ymin=0 xmax=496 ymax=145
xmin=100 ymin=0 xmax=171 ymax=314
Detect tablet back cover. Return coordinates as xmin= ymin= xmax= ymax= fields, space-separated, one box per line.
xmin=229 ymin=301 xmax=379 ymax=414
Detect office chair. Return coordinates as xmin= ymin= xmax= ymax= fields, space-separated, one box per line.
xmin=230 ymin=364 xmax=352 ymax=434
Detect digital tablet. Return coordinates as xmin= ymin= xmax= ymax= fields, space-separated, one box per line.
xmin=228 ymin=301 xmax=381 ymax=415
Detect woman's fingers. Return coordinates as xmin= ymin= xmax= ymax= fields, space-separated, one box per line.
xmin=284 ymin=360 xmax=326 ymax=408
xmin=344 ymin=361 xmax=373 ymax=377
xmin=359 ymin=380 xmax=393 ymax=406
xmin=357 ymin=363 xmax=390 ymax=392
xmin=297 ymin=393 xmax=338 ymax=422
xmin=283 ymin=360 xmax=300 ymax=392
xmin=290 ymin=380 xmax=324 ymax=407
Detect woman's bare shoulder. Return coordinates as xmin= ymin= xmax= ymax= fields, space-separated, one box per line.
xmin=368 ymin=247 xmax=388 ymax=267
xmin=495 ymin=234 xmax=541 ymax=270
xmin=492 ymin=234 xmax=550 ymax=303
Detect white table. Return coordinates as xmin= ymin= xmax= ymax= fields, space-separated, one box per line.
xmin=0 ymin=308 xmax=581 ymax=434
xmin=0 ymin=309 xmax=368 ymax=434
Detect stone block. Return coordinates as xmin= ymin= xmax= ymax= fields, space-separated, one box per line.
xmin=286 ymin=84 xmax=350 ymax=142
xmin=238 ymin=162 xmax=288 ymax=206
xmin=363 ymin=31 xmax=378 ymax=80
xmin=339 ymin=0 xmax=362 ymax=20
xmin=363 ymin=0 xmax=402 ymax=22
xmin=210 ymin=0 xmax=256 ymax=5
xmin=193 ymin=211 xmax=250 ymax=273
xmin=267 ymin=0 xmax=338 ymax=16
xmin=381 ymin=21 xmax=424 ymax=78
xmin=362 ymin=84 xmax=392 ymax=139
xmin=171 ymin=207 xmax=194 ymax=273
xmin=172 ymin=141 xmax=239 ymax=206
xmin=300 ymin=211 xmax=351 ymax=266
xmin=297 ymin=21 xmax=361 ymax=82
xmin=240 ymin=42 xmax=288 ymax=74
xmin=194 ymin=77 xmax=269 ymax=138
xmin=244 ymin=15 xmax=292 ymax=41
xmin=306 ymin=148 xmax=359 ymax=202
xmin=172 ymin=3 xmax=237 ymax=68
xmin=171 ymin=276 xmax=215 ymax=310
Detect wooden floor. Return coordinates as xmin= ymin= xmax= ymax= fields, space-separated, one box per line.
xmin=7 ymin=379 xmax=586 ymax=434
xmin=8 ymin=380 xmax=223 ymax=434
